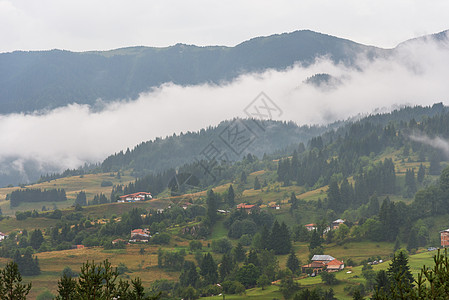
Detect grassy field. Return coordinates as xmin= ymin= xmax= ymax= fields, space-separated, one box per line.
xmin=0 ymin=171 xmax=135 ymax=216
xmin=203 ymin=248 xmax=441 ymax=300
xmin=0 ymin=244 xmax=184 ymax=299
xmin=0 ymin=199 xmax=169 ymax=233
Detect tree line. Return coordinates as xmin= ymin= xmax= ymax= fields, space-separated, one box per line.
xmin=9 ymin=188 xmax=67 ymax=207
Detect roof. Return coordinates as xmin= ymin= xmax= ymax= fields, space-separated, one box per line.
xmin=120 ymin=192 xmax=152 ymax=199
xmin=333 ymin=219 xmax=345 ymax=223
xmin=440 ymin=229 xmax=449 ymax=233
xmin=237 ymin=203 xmax=256 ymax=209
xmin=311 ymin=255 xmax=335 ymax=261
xmin=327 ymin=259 xmax=344 ymax=265
xmin=305 ymin=223 xmax=316 ymax=227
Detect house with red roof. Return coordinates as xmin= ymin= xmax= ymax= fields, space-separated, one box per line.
xmin=305 ymin=223 xmax=317 ymax=231
xmin=302 ymin=255 xmax=344 ymax=273
xmin=130 ymin=228 xmax=151 ymax=243
xmin=326 ymin=259 xmax=345 ymax=271
xmin=236 ymin=203 xmax=259 ymax=214
xmin=118 ymin=192 xmax=152 ymax=203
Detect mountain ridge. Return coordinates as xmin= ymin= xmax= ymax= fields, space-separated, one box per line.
xmin=0 ymin=29 xmax=388 ymax=114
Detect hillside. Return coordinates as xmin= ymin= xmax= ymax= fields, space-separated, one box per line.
xmin=0 ymin=30 xmax=384 ymax=114
xmin=2 ymin=104 xmax=449 ymax=299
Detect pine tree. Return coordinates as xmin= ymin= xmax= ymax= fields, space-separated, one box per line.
xmin=200 ymin=253 xmax=218 ymax=285
xmin=206 ymin=189 xmax=218 ymax=225
xmin=340 ymin=178 xmax=354 ymax=209
xmin=276 ymin=222 xmax=292 ymax=254
xmin=407 ymin=228 xmax=418 ymax=252
xmin=0 ymin=262 xmax=32 ymax=300
xmin=269 ymin=221 xmax=281 ymax=252
xmin=374 ymin=270 xmax=390 ymax=296
xmin=219 ymin=253 xmax=234 ymax=281
xmin=246 ymin=249 xmax=260 ymax=267
xmin=234 ymin=242 xmax=246 ymax=262
xmin=286 ymin=251 xmax=300 ymax=274
xmin=29 ymin=229 xmax=44 ymax=250
xmin=55 ymin=274 xmax=77 ymax=300
xmin=179 ymin=261 xmax=199 ymax=288
xmin=417 ymin=163 xmax=425 ymax=183
xmin=290 ymin=192 xmax=298 ymax=211
xmin=75 ymin=191 xmax=87 ymax=206
xmin=387 ymin=251 xmax=414 ymax=294
xmin=309 ymin=230 xmax=322 ymax=250
xmin=327 ymin=179 xmax=342 ymax=212
xmin=227 ymin=184 xmax=235 ymax=207
xmin=240 ymin=171 xmax=247 ymax=184
xmin=254 ymin=176 xmax=261 ymax=190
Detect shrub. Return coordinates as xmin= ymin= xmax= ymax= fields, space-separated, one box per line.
xmin=100 ymin=180 xmax=113 ymax=187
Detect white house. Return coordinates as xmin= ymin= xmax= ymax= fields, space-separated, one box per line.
xmin=0 ymin=232 xmax=8 ymax=242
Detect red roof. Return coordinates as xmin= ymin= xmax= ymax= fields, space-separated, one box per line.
xmin=305 ymin=223 xmax=316 ymax=227
xmin=327 ymin=259 xmax=343 ymax=266
xmin=237 ymin=203 xmax=256 ymax=209
xmin=120 ymin=192 xmax=152 ymax=199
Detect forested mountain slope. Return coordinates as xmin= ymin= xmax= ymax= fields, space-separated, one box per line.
xmin=0 ymin=30 xmax=384 ymax=114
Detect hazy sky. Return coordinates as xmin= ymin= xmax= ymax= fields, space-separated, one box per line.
xmin=0 ymin=0 xmax=448 ymax=52
xmin=1 ymin=0 xmax=449 ymax=182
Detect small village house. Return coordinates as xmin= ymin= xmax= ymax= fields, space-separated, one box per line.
xmin=0 ymin=232 xmax=8 ymax=242
xmin=305 ymin=223 xmax=317 ymax=231
xmin=112 ymin=238 xmax=127 ymax=245
xmin=302 ymin=255 xmax=344 ymax=273
xmin=332 ymin=219 xmax=345 ymax=230
xmin=118 ymin=192 xmax=152 ymax=203
xmin=130 ymin=228 xmax=151 ymax=243
xmin=236 ymin=203 xmax=259 ymax=214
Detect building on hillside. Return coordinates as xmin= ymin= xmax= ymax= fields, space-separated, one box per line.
xmin=302 ymin=255 xmax=344 ymax=274
xmin=236 ymin=203 xmax=259 ymax=214
xmin=118 ymin=192 xmax=152 ymax=203
xmin=326 ymin=259 xmax=345 ymax=271
xmin=181 ymin=202 xmax=192 ymax=210
xmin=301 ymin=261 xmax=326 ymax=274
xmin=311 ymin=255 xmax=335 ymax=264
xmin=332 ymin=219 xmax=345 ymax=230
xmin=71 ymin=245 xmax=84 ymax=250
xmin=0 ymin=232 xmax=8 ymax=242
xmin=305 ymin=223 xmax=317 ymax=231
xmin=440 ymin=229 xmax=449 ymax=247
xmin=112 ymin=238 xmax=127 ymax=245
xmin=130 ymin=229 xmax=150 ymax=243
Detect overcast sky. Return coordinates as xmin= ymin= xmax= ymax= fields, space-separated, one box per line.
xmin=1 ymin=0 xmax=448 ymax=53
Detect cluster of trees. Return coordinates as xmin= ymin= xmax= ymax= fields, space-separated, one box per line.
xmin=55 ymin=259 xmax=159 ymax=299
xmin=9 ymin=188 xmax=67 ymax=207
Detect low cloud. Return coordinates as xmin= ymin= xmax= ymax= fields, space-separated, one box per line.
xmin=409 ymin=134 xmax=449 ymax=158
xmin=0 ymin=33 xmax=448 ymax=183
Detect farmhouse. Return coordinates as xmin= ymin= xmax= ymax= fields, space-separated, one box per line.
xmin=326 ymin=259 xmax=345 ymax=271
xmin=236 ymin=203 xmax=259 ymax=214
xmin=440 ymin=228 xmax=449 ymax=247
xmin=130 ymin=228 xmax=150 ymax=243
xmin=302 ymin=255 xmax=345 ymax=273
xmin=332 ymin=219 xmax=345 ymax=230
xmin=305 ymin=223 xmax=317 ymax=231
xmin=112 ymin=238 xmax=127 ymax=245
xmin=118 ymin=192 xmax=152 ymax=203
xmin=0 ymin=232 xmax=8 ymax=242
